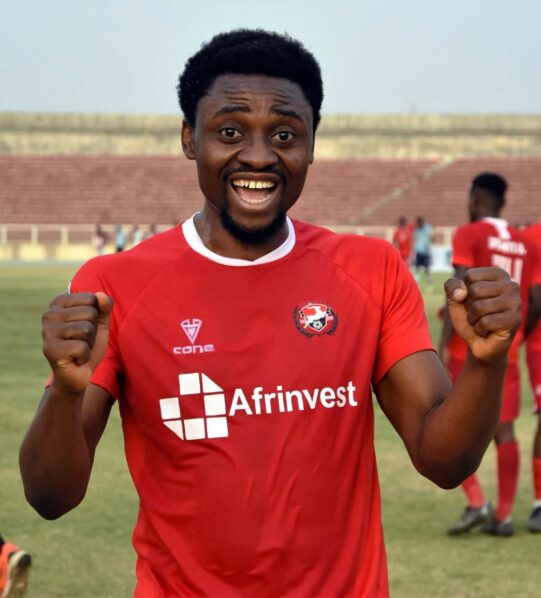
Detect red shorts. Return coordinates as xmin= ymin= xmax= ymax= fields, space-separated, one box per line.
xmin=448 ymin=358 xmax=520 ymax=422
xmin=526 ymin=347 xmax=541 ymax=413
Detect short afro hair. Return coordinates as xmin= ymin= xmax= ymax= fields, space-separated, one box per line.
xmin=178 ymin=29 xmax=324 ymax=130
xmin=472 ymin=172 xmax=508 ymax=210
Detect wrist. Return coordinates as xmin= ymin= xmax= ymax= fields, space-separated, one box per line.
xmin=465 ymin=349 xmax=508 ymax=369
xmin=48 ymin=379 xmax=86 ymax=401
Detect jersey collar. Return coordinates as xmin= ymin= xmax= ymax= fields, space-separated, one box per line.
xmin=481 ymin=217 xmax=511 ymax=240
xmin=182 ymin=214 xmax=296 ymax=267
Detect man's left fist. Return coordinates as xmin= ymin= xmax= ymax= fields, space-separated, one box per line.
xmin=444 ymin=267 xmax=522 ymax=363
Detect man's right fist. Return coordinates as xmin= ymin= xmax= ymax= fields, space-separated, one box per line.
xmin=42 ymin=292 xmax=113 ymax=395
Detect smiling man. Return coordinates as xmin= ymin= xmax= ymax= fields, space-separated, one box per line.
xmin=20 ymin=30 xmax=522 ymax=597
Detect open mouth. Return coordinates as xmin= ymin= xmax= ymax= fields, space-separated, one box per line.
xmin=230 ymin=178 xmax=278 ymax=205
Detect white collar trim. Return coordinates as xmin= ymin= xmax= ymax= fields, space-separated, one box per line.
xmin=182 ymin=214 xmax=296 ymax=267
xmin=482 ymin=217 xmax=511 ymax=240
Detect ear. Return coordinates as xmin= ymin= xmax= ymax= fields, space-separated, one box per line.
xmin=309 ymin=133 xmax=316 ymax=164
xmin=181 ymin=119 xmax=196 ymax=160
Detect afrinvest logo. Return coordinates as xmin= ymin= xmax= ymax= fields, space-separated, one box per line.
xmin=159 ymin=372 xmax=358 ymax=441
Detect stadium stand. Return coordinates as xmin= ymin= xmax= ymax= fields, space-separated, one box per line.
xmin=1 ymin=155 xmax=539 ymax=227
xmin=1 ymin=113 xmax=540 ymax=260
xmin=0 ymin=155 xmax=436 ymax=226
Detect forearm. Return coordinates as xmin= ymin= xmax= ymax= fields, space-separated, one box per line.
xmin=19 ymin=386 xmax=92 ymax=519
xmin=417 ymin=352 xmax=506 ymax=488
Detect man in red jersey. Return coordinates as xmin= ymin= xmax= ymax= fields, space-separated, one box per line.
xmin=522 ymin=221 xmax=541 ymax=531
xmin=392 ymin=216 xmax=413 ymax=264
xmin=441 ymin=173 xmax=541 ymax=537
xmin=21 ymin=31 xmax=521 ymax=596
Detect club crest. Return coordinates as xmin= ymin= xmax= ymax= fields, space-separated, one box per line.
xmin=293 ymin=302 xmax=338 ymax=337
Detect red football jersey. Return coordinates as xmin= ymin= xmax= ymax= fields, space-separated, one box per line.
xmin=449 ymin=218 xmax=541 ymax=360
xmin=68 ymin=217 xmax=433 ymax=597
xmin=393 ymin=224 xmax=413 ymax=260
xmin=522 ymin=222 xmax=541 ymax=349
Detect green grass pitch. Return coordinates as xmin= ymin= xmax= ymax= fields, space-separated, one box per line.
xmin=0 ymin=265 xmax=538 ymax=597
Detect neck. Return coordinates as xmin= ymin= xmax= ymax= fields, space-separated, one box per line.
xmin=193 ymin=206 xmax=290 ymax=261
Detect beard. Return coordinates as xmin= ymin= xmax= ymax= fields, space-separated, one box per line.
xmin=220 ymin=204 xmax=287 ymax=246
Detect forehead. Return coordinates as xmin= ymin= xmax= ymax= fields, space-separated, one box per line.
xmin=197 ymin=74 xmax=312 ymax=119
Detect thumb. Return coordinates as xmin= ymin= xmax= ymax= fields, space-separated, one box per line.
xmin=443 ymin=277 xmax=475 ymax=343
xmin=89 ymin=292 xmax=113 ymax=368
xmin=444 ymin=277 xmax=467 ymax=304
xmin=95 ymin=291 xmax=113 ymax=327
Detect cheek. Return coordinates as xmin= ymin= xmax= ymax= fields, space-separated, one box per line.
xmin=285 ymin=153 xmax=311 ymax=186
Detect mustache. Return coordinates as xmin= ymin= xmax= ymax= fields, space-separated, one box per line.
xmin=222 ymin=167 xmax=286 ymax=186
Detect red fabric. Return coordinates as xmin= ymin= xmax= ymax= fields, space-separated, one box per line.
xmin=461 ymin=474 xmax=485 ymax=508
xmin=392 ymin=224 xmax=413 ymax=261
xmin=63 ymin=219 xmax=433 ymax=598
xmin=496 ymin=440 xmax=520 ymax=521
xmin=533 ymin=458 xmax=541 ymax=501
xmin=449 ymin=219 xmax=541 ymax=362
xmin=526 ymin=348 xmax=541 ymax=412
xmin=523 ymin=223 xmax=541 ymax=350
xmin=448 ymin=359 xmax=520 ymax=422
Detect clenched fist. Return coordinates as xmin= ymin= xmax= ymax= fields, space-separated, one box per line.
xmin=42 ymin=292 xmax=113 ymax=395
xmin=444 ymin=267 xmax=521 ymax=363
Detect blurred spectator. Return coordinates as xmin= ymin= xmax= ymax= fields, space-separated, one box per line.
xmin=115 ymin=225 xmax=127 ymax=253
xmin=392 ymin=216 xmax=413 ymax=265
xmin=131 ymin=225 xmax=144 ymax=247
xmin=413 ymin=216 xmax=433 ymax=285
xmin=145 ymin=224 xmax=158 ymax=240
xmin=92 ymin=224 xmax=108 ymax=256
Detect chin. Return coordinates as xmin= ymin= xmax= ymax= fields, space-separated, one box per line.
xmin=220 ymin=208 xmax=287 ymax=245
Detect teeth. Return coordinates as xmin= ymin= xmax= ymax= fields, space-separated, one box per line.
xmin=232 ymin=179 xmax=275 ymax=190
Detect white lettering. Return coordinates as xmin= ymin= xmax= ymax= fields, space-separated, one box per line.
xmin=173 ymin=344 xmax=215 ymax=355
xmin=229 ymin=389 xmax=253 ymax=416
xmin=285 ymin=390 xmax=304 ymax=411
xmin=320 ymin=387 xmax=336 ymax=408
xmin=252 ymin=387 xmax=263 ymax=415
xmin=302 ymin=388 xmax=319 ymax=410
xmin=487 ymin=237 xmax=526 ymax=256
xmin=276 ymin=385 xmax=286 ymax=412
xmin=336 ymin=386 xmax=347 ymax=407
xmin=264 ymin=393 xmax=276 ymax=414
xmin=347 ymin=381 xmax=358 ymax=406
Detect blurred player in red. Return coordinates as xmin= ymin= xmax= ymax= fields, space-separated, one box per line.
xmin=0 ymin=535 xmax=31 ymax=598
xmin=392 ymin=216 xmax=413 ymax=264
xmin=440 ymin=173 xmax=541 ymax=536
xmin=522 ymin=221 xmax=541 ymax=531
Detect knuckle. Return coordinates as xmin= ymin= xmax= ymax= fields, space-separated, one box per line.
xmin=49 ymin=293 xmax=70 ymax=307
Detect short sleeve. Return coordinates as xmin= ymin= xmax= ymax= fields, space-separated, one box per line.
xmin=65 ymin=260 xmax=122 ymax=399
xmin=452 ymin=226 xmax=475 ymax=268
xmin=373 ymin=249 xmax=434 ymax=384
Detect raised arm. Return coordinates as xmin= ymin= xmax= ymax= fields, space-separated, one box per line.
xmin=19 ymin=292 xmax=113 ymax=519
xmin=376 ymin=267 xmax=521 ymax=488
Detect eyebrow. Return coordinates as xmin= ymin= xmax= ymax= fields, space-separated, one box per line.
xmin=212 ymin=104 xmax=305 ymax=123
xmin=271 ymin=107 xmax=304 ymax=123
xmin=212 ymin=105 xmax=251 ymax=118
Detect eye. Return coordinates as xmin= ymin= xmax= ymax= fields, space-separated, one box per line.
xmin=219 ymin=127 xmax=242 ymax=139
xmin=272 ymin=130 xmax=295 ymax=143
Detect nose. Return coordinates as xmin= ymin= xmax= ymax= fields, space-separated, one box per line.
xmin=237 ymin=133 xmax=278 ymax=170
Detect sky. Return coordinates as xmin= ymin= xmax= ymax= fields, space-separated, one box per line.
xmin=1 ymin=0 xmax=539 ymax=115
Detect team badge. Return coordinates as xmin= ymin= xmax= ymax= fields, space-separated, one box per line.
xmin=293 ymin=302 xmax=338 ymax=337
